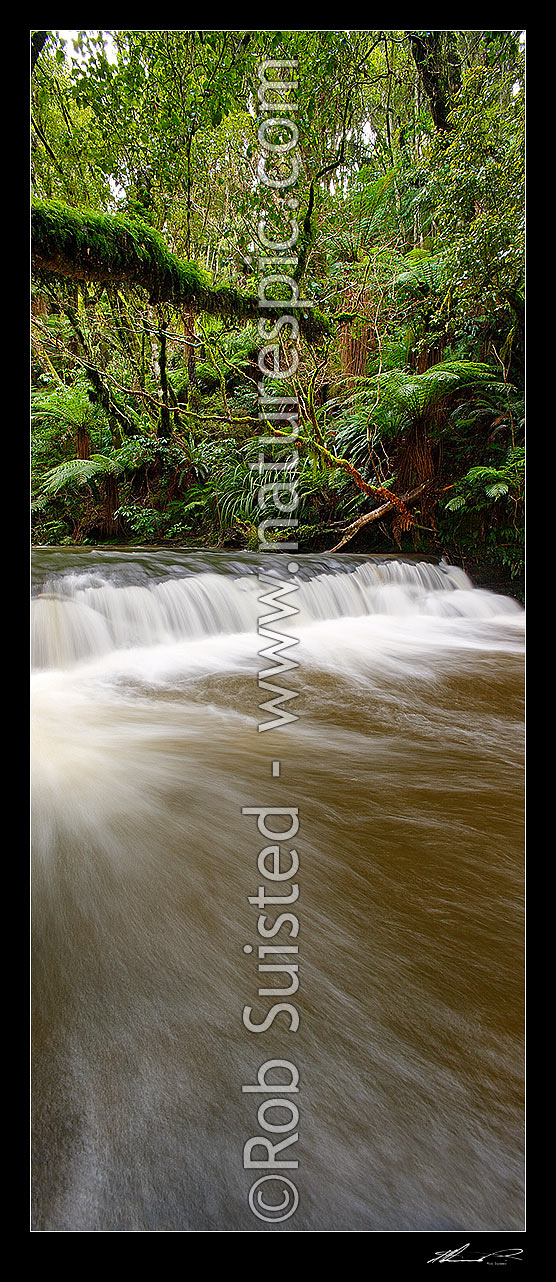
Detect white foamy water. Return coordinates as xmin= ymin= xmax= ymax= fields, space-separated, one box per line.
xmin=31 ymin=556 xmax=522 ymax=674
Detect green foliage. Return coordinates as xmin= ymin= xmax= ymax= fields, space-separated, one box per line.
xmin=32 ymin=453 xmax=122 ymax=509
xmin=414 ymin=60 xmax=524 ymax=358
xmin=30 ymin=31 xmax=524 ymax=589
xmin=112 ymin=503 xmax=166 ymax=540
xmin=329 ymin=360 xmax=505 ymax=461
xmin=441 ymin=447 xmax=524 ymax=578
xmin=31 ymin=381 xmax=109 ymax=436
xmin=322 ymin=168 xmax=397 ymax=266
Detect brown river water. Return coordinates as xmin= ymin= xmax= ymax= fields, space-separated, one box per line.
xmin=31 ymin=550 xmax=525 ymax=1232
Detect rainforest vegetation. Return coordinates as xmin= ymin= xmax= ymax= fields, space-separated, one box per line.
xmin=31 ymin=29 xmax=525 ymax=592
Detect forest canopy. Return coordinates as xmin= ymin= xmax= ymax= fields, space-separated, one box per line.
xmin=31 ymin=29 xmax=524 ymax=590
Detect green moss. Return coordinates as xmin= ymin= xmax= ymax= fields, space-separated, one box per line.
xmin=32 ymin=201 xmax=330 ymax=337
xmin=32 ymin=200 xmax=235 ymax=312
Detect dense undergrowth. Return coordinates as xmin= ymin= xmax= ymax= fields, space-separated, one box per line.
xmin=31 ymin=30 xmax=524 ymax=598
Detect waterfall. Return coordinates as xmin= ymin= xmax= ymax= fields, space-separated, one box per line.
xmin=32 ymin=552 xmax=522 ymax=672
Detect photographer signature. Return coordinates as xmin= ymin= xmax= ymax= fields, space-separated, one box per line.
xmin=428 ymin=1244 xmax=523 ymax=1264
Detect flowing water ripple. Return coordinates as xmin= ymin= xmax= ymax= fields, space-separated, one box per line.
xmin=31 ymin=553 xmax=524 ymax=1232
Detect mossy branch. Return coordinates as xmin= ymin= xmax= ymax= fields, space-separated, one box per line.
xmin=31 ymin=200 xmax=331 ymax=337
xmin=265 ymin=409 xmax=412 ymax=522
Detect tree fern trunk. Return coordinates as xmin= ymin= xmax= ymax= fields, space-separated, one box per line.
xmin=102 ymin=474 xmax=120 ymax=535
xmin=77 ymin=426 xmax=91 ymax=460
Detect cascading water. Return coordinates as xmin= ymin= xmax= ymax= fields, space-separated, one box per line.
xmin=31 ymin=550 xmax=525 ymax=1232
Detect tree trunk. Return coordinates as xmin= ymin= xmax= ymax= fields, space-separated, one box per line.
xmin=77 ymin=426 xmax=91 ymax=460
xmin=102 ymin=473 xmax=120 ymax=535
xmin=31 ymin=31 xmax=49 ymax=72
xmin=407 ymin=31 xmax=461 ymax=133
xmin=183 ymin=310 xmax=197 ymax=392
xmin=158 ymin=318 xmax=172 ymax=439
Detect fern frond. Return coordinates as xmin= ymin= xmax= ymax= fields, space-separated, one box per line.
xmin=34 ymin=453 xmax=121 ymax=504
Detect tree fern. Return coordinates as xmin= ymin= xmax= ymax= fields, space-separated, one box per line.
xmin=32 ymin=453 xmax=123 ymax=508
xmin=330 ymin=360 xmax=506 ymax=456
xmin=444 ymin=446 xmax=524 ymax=511
xmin=31 ymin=383 xmax=109 ymax=436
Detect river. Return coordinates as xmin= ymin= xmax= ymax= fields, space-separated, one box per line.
xmin=31 ymin=549 xmax=525 ymax=1232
